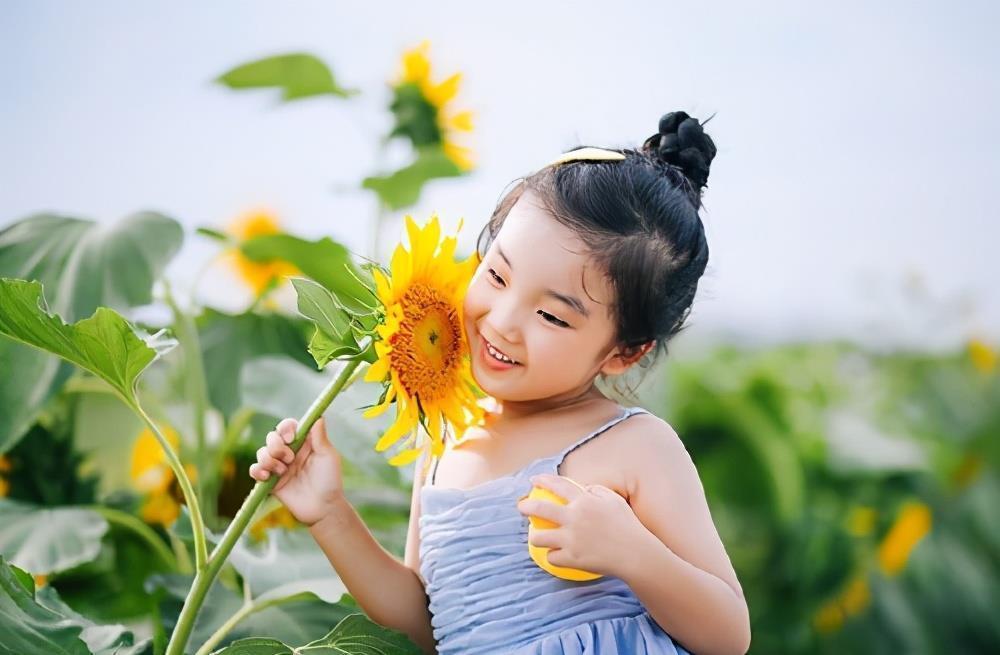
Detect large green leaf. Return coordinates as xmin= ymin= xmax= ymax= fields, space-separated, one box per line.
xmin=0 ymin=500 xmax=108 ymax=576
xmin=239 ymin=356 xmax=404 ymax=488
xmin=211 ymin=614 xmax=422 ymax=655
xmin=197 ymin=308 xmax=314 ymax=418
xmin=215 ymin=53 xmax=359 ymax=101
xmin=148 ymin=571 xmax=357 ymax=652
xmin=0 ymin=278 xmax=176 ymax=409
xmin=0 ymin=211 xmax=183 ymax=453
xmin=240 ymin=234 xmax=375 ymax=314
xmin=362 ymin=146 xmax=464 ymax=210
xmin=0 ymin=557 xmax=149 ymax=655
xmin=229 ymin=528 xmax=346 ymax=604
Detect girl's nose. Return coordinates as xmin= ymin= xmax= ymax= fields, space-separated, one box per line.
xmin=484 ymin=295 xmax=521 ymax=345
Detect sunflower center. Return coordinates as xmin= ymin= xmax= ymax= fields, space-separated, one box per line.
xmin=390 ymin=283 xmax=462 ymax=401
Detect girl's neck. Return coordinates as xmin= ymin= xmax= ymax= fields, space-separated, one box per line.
xmin=488 ymin=383 xmax=611 ymax=423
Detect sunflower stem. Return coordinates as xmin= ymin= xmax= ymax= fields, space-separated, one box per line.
xmin=132 ymin=402 xmax=209 ymax=573
xmin=164 ymin=355 xmax=363 ymax=655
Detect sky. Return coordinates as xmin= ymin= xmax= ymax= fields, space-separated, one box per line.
xmin=1 ymin=0 xmax=997 ymax=354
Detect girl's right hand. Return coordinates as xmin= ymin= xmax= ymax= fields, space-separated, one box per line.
xmin=248 ymin=416 xmax=345 ymax=527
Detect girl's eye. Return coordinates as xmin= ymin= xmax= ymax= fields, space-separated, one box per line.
xmin=537 ymin=310 xmax=570 ymax=328
xmin=488 ymin=269 xmax=506 ymax=286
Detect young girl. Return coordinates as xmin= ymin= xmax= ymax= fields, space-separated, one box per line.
xmin=249 ymin=111 xmax=750 ymax=655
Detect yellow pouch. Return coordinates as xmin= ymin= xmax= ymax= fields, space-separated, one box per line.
xmin=524 ymin=477 xmax=603 ymax=581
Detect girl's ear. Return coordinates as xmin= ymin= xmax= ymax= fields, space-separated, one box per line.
xmin=599 ymin=340 xmax=655 ymax=376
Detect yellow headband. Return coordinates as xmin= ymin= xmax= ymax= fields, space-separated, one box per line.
xmin=546 ymin=147 xmax=626 ymax=167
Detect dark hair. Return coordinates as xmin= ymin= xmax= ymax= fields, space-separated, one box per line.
xmin=476 ymin=111 xmax=716 ymax=398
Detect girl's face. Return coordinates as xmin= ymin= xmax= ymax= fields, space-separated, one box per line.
xmin=464 ymin=189 xmax=633 ymax=405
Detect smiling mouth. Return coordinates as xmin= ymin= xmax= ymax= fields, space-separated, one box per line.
xmin=482 ymin=336 xmax=521 ymax=365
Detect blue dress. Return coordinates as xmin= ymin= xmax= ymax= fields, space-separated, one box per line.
xmin=418 ymin=405 xmax=694 ymax=654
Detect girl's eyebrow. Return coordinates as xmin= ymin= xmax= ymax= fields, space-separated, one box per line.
xmin=496 ymin=242 xmax=590 ymax=318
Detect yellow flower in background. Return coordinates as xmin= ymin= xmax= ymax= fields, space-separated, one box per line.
xmin=249 ymin=505 xmax=299 ymax=541
xmin=224 ymin=208 xmax=300 ymax=297
xmin=812 ymin=574 xmax=871 ymax=633
xmin=393 ymin=40 xmax=475 ymax=171
xmin=363 ymin=214 xmax=485 ymax=468
xmin=877 ymin=500 xmax=932 ymax=576
xmin=968 ymin=338 xmax=997 ymax=374
xmin=0 ymin=455 xmax=10 ymax=497
xmin=130 ymin=424 xmax=195 ymax=526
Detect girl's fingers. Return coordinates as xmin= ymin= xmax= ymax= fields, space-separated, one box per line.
xmin=254 ymin=449 xmax=287 ymax=476
xmin=276 ymin=418 xmax=298 ymax=444
xmin=266 ymin=431 xmax=294 ymax=464
xmin=248 ymin=463 xmax=270 ymax=480
xmin=309 ymin=417 xmax=331 ymax=453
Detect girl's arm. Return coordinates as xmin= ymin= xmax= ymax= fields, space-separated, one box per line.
xmin=307 ymin=457 xmax=436 ymax=655
xmin=618 ymin=417 xmax=751 ymax=655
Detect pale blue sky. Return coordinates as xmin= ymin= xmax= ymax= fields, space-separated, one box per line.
xmin=2 ymin=0 xmax=997 ymax=351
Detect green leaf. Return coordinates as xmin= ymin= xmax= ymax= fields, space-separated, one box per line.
xmin=240 ymin=234 xmax=375 ymax=314
xmin=0 ymin=557 xmax=149 ymax=655
xmin=209 ymin=638 xmax=291 ymax=655
xmin=290 ymin=278 xmax=351 ymax=341
xmin=196 ymin=226 xmax=234 ymax=244
xmin=362 ymin=145 xmax=464 ymax=210
xmin=215 ymin=53 xmax=359 ymax=101
xmin=288 ymin=277 xmax=361 ymax=369
xmin=197 ymin=308 xmax=315 ymax=418
xmin=0 ymin=557 xmax=92 ymax=655
xmin=239 ymin=356 xmax=404 ymax=487
xmin=211 ymin=614 xmax=423 ymax=655
xmin=0 ymin=499 xmax=108 ymax=575
xmin=34 ymin=585 xmax=151 ymax=655
xmin=0 ymin=211 xmax=183 ymax=453
xmin=229 ymin=528 xmax=346 ymax=603
xmin=0 ymin=278 xmax=176 ymax=408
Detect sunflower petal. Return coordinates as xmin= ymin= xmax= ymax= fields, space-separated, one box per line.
xmin=375 ymin=401 xmax=418 ymax=452
xmin=388 ymin=447 xmax=424 ymax=467
xmin=364 ymin=356 xmax=390 ymax=383
xmin=363 ymin=383 xmax=396 ymax=418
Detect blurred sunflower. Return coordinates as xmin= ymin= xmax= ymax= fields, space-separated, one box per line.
xmin=130 ymin=424 xmax=197 ymax=527
xmin=812 ymin=573 xmax=871 ymax=633
xmin=223 ymin=208 xmax=300 ymax=298
xmin=390 ymin=40 xmax=475 ymax=171
xmin=877 ymin=500 xmax=932 ymax=576
xmin=0 ymin=455 xmax=10 ymax=497
xmin=362 ymin=214 xmax=485 ymax=468
xmin=249 ymin=505 xmax=299 ymax=541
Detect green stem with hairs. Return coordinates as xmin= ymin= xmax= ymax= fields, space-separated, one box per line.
xmin=164 ymin=355 xmax=364 ymax=655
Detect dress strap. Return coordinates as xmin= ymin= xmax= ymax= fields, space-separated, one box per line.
xmin=553 ymin=405 xmax=650 ymax=470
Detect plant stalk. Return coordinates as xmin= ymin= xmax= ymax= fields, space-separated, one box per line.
xmin=164 ymin=356 xmax=362 ymax=655
xmin=133 ymin=402 xmax=209 ymax=572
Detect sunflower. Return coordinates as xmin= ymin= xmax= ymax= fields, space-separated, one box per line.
xmin=876 ymin=500 xmax=932 ymax=576
xmin=362 ymin=214 xmax=485 ymax=469
xmin=391 ymin=40 xmax=475 ymax=172
xmin=130 ymin=424 xmax=197 ymax=527
xmin=224 ymin=208 xmax=300 ymax=298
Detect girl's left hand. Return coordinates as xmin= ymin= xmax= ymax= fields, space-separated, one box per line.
xmin=516 ymin=473 xmax=652 ymax=579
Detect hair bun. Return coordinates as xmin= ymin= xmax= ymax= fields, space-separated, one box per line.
xmin=642 ymin=111 xmax=717 ymax=190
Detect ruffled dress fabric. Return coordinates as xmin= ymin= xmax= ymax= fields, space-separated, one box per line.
xmin=418 ymin=406 xmax=694 ymax=654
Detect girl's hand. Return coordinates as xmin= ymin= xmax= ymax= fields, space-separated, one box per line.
xmin=516 ymin=474 xmax=652 ymax=579
xmin=248 ymin=417 xmax=346 ymax=527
